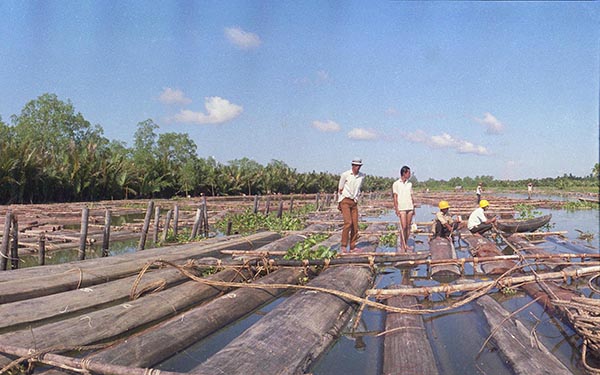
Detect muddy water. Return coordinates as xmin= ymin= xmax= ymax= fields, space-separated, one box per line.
xmin=157 ymin=204 xmax=598 ymax=374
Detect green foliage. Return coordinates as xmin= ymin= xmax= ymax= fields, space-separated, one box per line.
xmin=563 ymin=201 xmax=598 ymax=211
xmin=215 ymin=210 xmax=306 ymax=235
xmin=1 ymin=93 xmax=597 ymax=204
xmin=283 ymin=234 xmax=334 ymax=260
xmin=379 ymin=232 xmax=398 ymax=247
xmin=514 ymin=203 xmax=543 ymax=220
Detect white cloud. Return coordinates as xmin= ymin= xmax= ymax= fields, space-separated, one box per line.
xmin=173 ymin=96 xmax=243 ymax=124
xmin=403 ymin=130 xmax=490 ymax=156
xmin=225 ymin=27 xmax=261 ymax=50
xmin=159 ymin=88 xmax=192 ymax=105
xmin=474 ymin=112 xmax=505 ymax=134
xmin=348 ymin=128 xmax=378 ymax=140
xmin=312 ymin=120 xmax=340 ymax=132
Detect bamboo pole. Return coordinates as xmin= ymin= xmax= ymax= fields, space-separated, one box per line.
xmin=366 ymin=266 xmax=600 ymax=297
xmin=190 ymin=207 xmax=201 ymax=240
xmin=202 ymin=196 xmax=209 ymax=236
xmin=162 ymin=209 xmax=173 ymax=243
xmin=0 ymin=344 xmax=187 ymax=375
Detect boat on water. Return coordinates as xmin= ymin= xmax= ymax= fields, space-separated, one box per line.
xmin=496 ymin=214 xmax=552 ymax=233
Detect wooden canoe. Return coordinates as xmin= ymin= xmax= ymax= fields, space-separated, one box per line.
xmin=496 ymin=214 xmax=552 ymax=233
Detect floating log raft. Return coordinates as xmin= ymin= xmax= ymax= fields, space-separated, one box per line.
xmin=429 ymin=236 xmax=460 ymax=279
xmin=88 ymin=267 xmax=305 ymax=368
xmin=188 ymin=265 xmax=374 ymax=375
xmin=383 ymin=285 xmax=439 ymax=375
xmin=503 ymin=234 xmax=565 ymax=270
xmin=0 ymin=267 xmax=251 ymax=368
xmin=477 ymin=295 xmax=572 ymax=375
xmin=460 ymin=231 xmax=515 ymax=274
xmin=0 ymin=231 xmax=280 ymax=304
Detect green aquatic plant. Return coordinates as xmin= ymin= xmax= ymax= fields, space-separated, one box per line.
xmin=563 ymin=201 xmax=598 ymax=211
xmin=215 ymin=209 xmax=306 ymax=235
xmin=284 ymin=233 xmax=334 ymax=260
xmin=379 ymin=232 xmax=398 ymax=247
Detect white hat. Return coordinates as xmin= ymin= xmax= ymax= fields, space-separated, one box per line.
xmin=351 ymin=158 xmax=363 ymax=166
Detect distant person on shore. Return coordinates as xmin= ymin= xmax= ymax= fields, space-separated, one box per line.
xmin=476 ymin=182 xmax=482 ymax=204
xmin=527 ymin=182 xmax=533 ymax=200
xmin=433 ymin=201 xmax=463 ymax=239
xmin=337 ymin=158 xmax=365 ymax=253
xmin=467 ymin=199 xmax=497 ymax=235
xmin=392 ymin=166 xmax=414 ymax=251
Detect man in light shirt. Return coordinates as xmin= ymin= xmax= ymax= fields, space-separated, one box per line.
xmin=392 ymin=165 xmax=414 ymax=251
xmin=337 ymin=158 xmax=365 ymax=253
xmin=467 ymin=199 xmax=497 ymax=235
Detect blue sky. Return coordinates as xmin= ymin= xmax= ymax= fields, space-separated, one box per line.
xmin=1 ymin=1 xmax=598 ymax=181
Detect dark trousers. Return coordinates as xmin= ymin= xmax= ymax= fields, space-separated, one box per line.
xmin=434 ymin=221 xmax=459 ymax=238
xmin=476 ymin=193 xmax=481 ymax=204
xmin=469 ymin=223 xmax=492 ymax=235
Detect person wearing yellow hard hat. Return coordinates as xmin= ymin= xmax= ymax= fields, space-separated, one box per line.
xmin=467 ymin=199 xmax=497 ymax=234
xmin=433 ymin=200 xmax=463 ymax=238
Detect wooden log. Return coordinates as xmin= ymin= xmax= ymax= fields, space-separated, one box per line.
xmin=277 ymin=199 xmax=284 ymax=218
xmin=383 ymin=285 xmax=439 ymax=375
xmin=366 ymin=266 xmax=600 ymax=297
xmin=137 ymin=200 xmax=153 ymax=251
xmin=253 ymin=195 xmax=259 ymax=214
xmin=0 ymin=265 xmax=199 ymax=330
xmin=0 ymin=231 xmax=280 ymax=283
xmin=0 ymin=232 xmax=281 ymax=303
xmin=0 ymin=268 xmax=250 ymax=358
xmin=429 ymin=236 xmax=460 ymax=279
xmin=460 ymin=231 xmax=514 ymax=274
xmin=0 ymin=211 xmax=11 ymax=271
xmin=546 ymin=235 xmax=597 ymax=254
xmin=189 ymin=265 xmax=374 ymax=375
xmin=477 ymin=295 xmax=572 ymax=375
xmin=88 ymin=267 xmax=305 ymax=367
xmin=503 ymin=234 xmax=564 ymax=270
xmin=101 ymin=209 xmax=111 ymax=257
xmin=0 ymin=344 xmax=185 ymax=375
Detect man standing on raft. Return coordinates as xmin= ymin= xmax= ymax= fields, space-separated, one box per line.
xmin=392 ymin=166 xmax=414 ymax=252
xmin=337 ymin=158 xmax=365 ymax=253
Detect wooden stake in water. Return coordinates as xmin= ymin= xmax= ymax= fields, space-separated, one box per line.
xmin=190 ymin=207 xmax=202 ymax=240
xmin=0 ymin=211 xmax=12 ymax=271
xmin=253 ymin=195 xmax=259 ymax=214
xmin=102 ymin=209 xmax=111 ymax=257
xmin=78 ymin=207 xmax=89 ymax=261
xmin=153 ymin=206 xmax=160 ymax=244
xmin=173 ymin=205 xmax=179 ymax=237
xmin=38 ymin=234 xmax=46 ymax=266
xmin=162 ymin=209 xmax=173 ymax=243
xmin=10 ymin=216 xmax=18 ymax=269
xmin=138 ymin=201 xmax=154 ymax=251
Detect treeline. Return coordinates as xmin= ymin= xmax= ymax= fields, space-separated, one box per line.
xmin=1 ymin=93 xmax=597 ymax=205
xmin=420 ymin=170 xmax=599 ymax=193
xmin=0 ymin=93 xmax=394 ymax=204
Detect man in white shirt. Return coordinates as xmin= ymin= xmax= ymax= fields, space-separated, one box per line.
xmin=392 ymin=166 xmax=414 ymax=251
xmin=338 ymin=158 xmax=365 ymax=252
xmin=467 ymin=199 xmax=497 ymax=235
